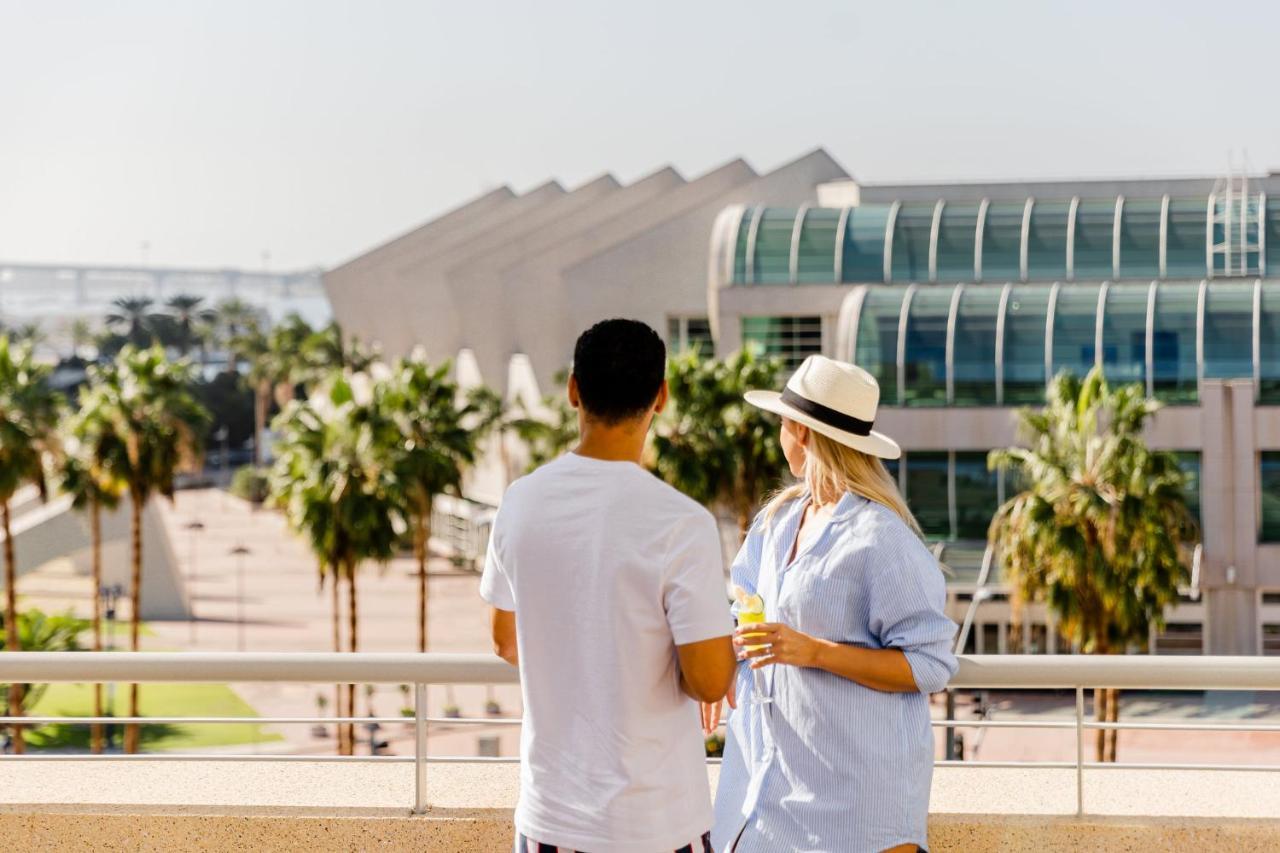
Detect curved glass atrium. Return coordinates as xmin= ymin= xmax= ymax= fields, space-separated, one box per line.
xmin=724 ymin=194 xmax=1277 ymax=285
xmin=846 ymin=280 xmax=1280 ymax=406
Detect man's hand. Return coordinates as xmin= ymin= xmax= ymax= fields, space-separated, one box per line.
xmin=489 ymin=607 xmax=518 ymax=666
xmin=700 ymin=674 xmax=736 ymax=735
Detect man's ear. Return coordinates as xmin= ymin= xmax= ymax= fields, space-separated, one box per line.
xmin=653 ymin=380 xmax=669 ymax=415
xmin=567 ymin=373 xmax=581 ymax=409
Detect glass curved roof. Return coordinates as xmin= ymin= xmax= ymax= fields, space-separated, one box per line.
xmin=842 ymin=280 xmax=1280 ymax=407
xmin=722 ymin=193 xmax=1274 ymax=285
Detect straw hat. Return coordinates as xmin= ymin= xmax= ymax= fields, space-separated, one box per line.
xmin=744 ymin=355 xmax=901 ymax=460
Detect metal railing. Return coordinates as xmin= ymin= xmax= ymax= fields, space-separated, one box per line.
xmin=1 ymin=652 xmax=1278 ymax=815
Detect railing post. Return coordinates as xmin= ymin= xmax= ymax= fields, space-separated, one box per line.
xmin=1075 ymin=686 xmax=1085 ymax=816
xmin=944 ymin=689 xmax=956 ymax=760
xmin=413 ymin=682 xmax=428 ymax=814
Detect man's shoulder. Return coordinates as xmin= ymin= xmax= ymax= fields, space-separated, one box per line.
xmin=633 ymin=473 xmax=717 ymax=529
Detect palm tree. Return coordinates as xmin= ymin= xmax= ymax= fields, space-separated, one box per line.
xmin=90 ymin=346 xmax=208 ymax=753
xmin=235 ymin=317 xmax=310 ymax=467
xmin=988 ymin=368 xmax=1197 ymax=762
xmin=383 ymin=357 xmax=495 ymax=653
xmin=506 ymin=369 xmax=578 ymax=476
xmin=269 ymin=370 xmax=402 ymax=754
xmin=104 ymin=297 xmax=159 ymax=347
xmin=651 ymin=348 xmax=788 ymax=538
xmin=60 ymin=393 xmax=127 ymax=754
xmin=0 ymin=337 xmax=62 ymax=753
xmin=164 ymin=294 xmax=216 ymax=358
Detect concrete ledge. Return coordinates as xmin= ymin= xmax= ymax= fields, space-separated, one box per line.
xmin=3 ymin=761 xmax=1280 ymax=851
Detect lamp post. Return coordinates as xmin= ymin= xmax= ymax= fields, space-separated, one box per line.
xmin=230 ymin=545 xmax=251 ymax=652
xmin=99 ymin=583 xmax=124 ymax=751
xmin=183 ymin=520 xmax=205 ymax=644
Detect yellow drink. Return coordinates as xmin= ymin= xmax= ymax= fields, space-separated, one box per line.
xmin=738 ymin=607 xmax=767 ymax=652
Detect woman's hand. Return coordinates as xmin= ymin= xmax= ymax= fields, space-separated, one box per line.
xmin=735 ymin=622 xmax=826 ymax=669
xmin=700 ymin=675 xmax=736 ymax=734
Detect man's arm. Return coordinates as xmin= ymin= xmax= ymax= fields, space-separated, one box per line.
xmin=676 ymin=634 xmax=735 ymax=702
xmin=490 ymin=607 xmax=518 ymax=666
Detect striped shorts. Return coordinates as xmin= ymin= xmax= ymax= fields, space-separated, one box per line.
xmin=515 ymin=831 xmax=712 ymax=853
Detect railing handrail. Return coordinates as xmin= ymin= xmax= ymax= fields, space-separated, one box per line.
xmin=0 ymin=652 xmax=1277 ymax=690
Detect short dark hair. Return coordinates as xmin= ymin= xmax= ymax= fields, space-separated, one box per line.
xmin=572 ymin=319 xmax=666 ymax=424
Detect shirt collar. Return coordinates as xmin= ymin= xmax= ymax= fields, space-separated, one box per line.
xmin=828 ymin=490 xmax=867 ymax=523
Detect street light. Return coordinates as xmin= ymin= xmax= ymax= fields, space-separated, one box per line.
xmin=230 ymin=545 xmax=251 ymax=652
xmin=183 ymin=520 xmax=205 ymax=645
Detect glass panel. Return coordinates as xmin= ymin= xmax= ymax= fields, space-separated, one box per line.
xmin=1172 ymin=451 xmax=1201 ymax=527
xmin=795 ymin=208 xmax=840 ymax=282
xmin=732 ymin=207 xmax=754 ymax=283
xmin=842 ymin=206 xmax=891 ymax=283
xmin=1262 ymin=452 xmax=1280 ymax=543
xmin=889 ymin=203 xmax=935 ymax=283
xmin=741 ymin=316 xmax=822 ymax=369
xmin=1101 ymin=283 xmax=1149 ymax=388
xmin=1151 ymin=283 xmax=1199 ymax=403
xmin=854 ymin=288 xmax=906 ymax=404
xmin=1118 ymin=198 xmax=1161 ymax=279
xmin=981 ymin=202 xmax=1024 ymax=282
xmin=752 ymin=208 xmax=798 ymax=284
xmin=952 ymin=285 xmax=1001 ymax=405
xmin=1203 ymin=282 xmax=1254 ymax=379
xmin=1072 ymin=199 xmax=1114 ymax=280
xmin=1268 ymin=197 xmax=1280 ymax=279
xmin=935 ymin=202 xmax=981 ymax=281
xmin=903 ymin=286 xmax=953 ymax=406
xmin=686 ymin=317 xmax=712 ymax=353
xmin=1261 ymin=282 xmax=1280 ymax=403
xmin=905 ymin=451 xmax=950 ymax=539
xmin=1002 ymin=285 xmax=1052 ymax=403
xmin=1026 ymin=200 xmax=1071 ymax=281
xmin=1165 ymin=198 xmax=1208 ymax=279
xmin=954 ymin=451 xmax=998 ymax=539
xmin=1051 ymin=284 xmax=1101 ymax=380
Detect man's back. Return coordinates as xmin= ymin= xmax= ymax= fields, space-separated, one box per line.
xmin=481 ymin=452 xmax=731 ymax=853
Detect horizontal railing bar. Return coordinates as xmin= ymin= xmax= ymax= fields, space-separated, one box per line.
xmin=933 ymin=759 xmax=1280 ymax=771
xmin=1082 ymin=720 xmax=1280 ymax=733
xmin=0 ymin=715 xmax=523 ymax=726
xmin=935 ymin=760 xmax=1075 ymax=768
xmin=0 ymin=652 xmax=520 ymax=685
xmin=0 ymin=754 xmax=521 ymax=763
xmin=0 ymin=652 xmax=1275 ymax=689
xmin=930 ymin=720 xmax=1077 ymax=730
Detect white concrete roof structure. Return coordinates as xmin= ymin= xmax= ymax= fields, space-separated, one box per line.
xmin=323 ymin=148 xmax=850 ymax=391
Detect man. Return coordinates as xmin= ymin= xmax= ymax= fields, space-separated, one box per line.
xmin=482 ymin=318 xmax=736 ymax=853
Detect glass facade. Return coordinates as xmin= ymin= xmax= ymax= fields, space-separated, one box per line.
xmin=726 ymin=193 xmax=1266 ymax=286
xmin=1172 ymin=451 xmax=1201 ymax=527
xmin=1263 ymin=453 xmax=1280 ymax=543
xmin=741 ymin=316 xmax=822 ymax=369
xmin=1151 ymin=283 xmax=1199 ymax=403
xmin=667 ymin=316 xmax=713 ymax=354
xmin=905 ymin=451 xmax=950 ymax=539
xmin=853 ymin=288 xmax=907 ymax=405
xmin=899 ymin=451 xmax=1000 ymax=541
xmin=1262 ymin=282 xmax=1280 ymax=403
xmin=903 ymin=286 xmax=952 ymax=406
xmin=1202 ymin=282 xmax=1254 ymax=379
xmin=954 ymin=451 xmax=999 ymax=539
xmin=951 ymin=285 xmax=1001 ymax=405
xmin=1051 ymin=284 xmax=1100 ymax=379
xmin=1101 ymin=283 xmax=1149 ymax=388
xmin=1002 ymin=285 xmax=1051 ymax=404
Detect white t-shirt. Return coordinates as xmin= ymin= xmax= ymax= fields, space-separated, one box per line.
xmin=480 ymin=452 xmax=733 ymax=853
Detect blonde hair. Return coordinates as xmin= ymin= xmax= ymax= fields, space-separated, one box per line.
xmin=763 ymin=427 xmax=922 ymax=536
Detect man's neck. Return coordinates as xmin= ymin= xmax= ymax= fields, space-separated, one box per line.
xmin=574 ymin=418 xmax=649 ymax=464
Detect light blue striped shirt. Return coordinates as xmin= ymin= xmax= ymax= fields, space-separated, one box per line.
xmin=712 ymin=491 xmax=958 ymax=853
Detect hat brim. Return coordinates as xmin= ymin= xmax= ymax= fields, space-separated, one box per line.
xmin=744 ymin=389 xmax=901 ymax=460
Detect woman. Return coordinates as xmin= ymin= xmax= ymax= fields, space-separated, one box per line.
xmin=708 ymin=355 xmax=958 ymax=853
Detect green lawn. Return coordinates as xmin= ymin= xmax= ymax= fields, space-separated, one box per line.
xmin=26 ymin=682 xmax=283 ymax=752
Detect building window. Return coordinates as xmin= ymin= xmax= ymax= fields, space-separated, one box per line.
xmin=855 ymin=289 xmax=907 ymax=405
xmin=904 ymin=451 xmax=950 ymax=539
xmin=1172 ymin=451 xmax=1201 ymax=527
xmin=1262 ymin=453 xmax=1280 ymax=543
xmin=954 ymin=452 xmax=999 ymax=539
xmin=742 ymin=316 xmax=822 ymax=369
xmin=667 ymin=316 xmax=712 ymax=355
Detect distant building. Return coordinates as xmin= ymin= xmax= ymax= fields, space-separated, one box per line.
xmin=0 ymin=262 xmax=331 ymax=355
xmin=327 ymin=150 xmax=1280 ymax=656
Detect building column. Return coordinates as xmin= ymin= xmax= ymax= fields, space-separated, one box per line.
xmin=1201 ymin=380 xmax=1260 ymax=654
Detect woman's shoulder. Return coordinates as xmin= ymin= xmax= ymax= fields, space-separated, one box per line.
xmin=840 ymin=498 xmax=935 ymax=566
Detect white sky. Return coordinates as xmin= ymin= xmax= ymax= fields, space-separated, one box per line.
xmin=1 ymin=0 xmax=1277 ymax=271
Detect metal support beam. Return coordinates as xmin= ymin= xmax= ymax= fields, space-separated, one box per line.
xmin=788 ymin=204 xmax=811 ymax=284
xmin=1045 ymin=281 xmax=1062 ymax=387
xmin=833 ymin=206 xmax=851 ymax=283
xmin=1159 ymin=194 xmax=1170 ymax=279
xmin=974 ymin=198 xmax=990 ymax=282
xmin=1019 ymin=198 xmax=1034 ymax=282
xmin=1066 ymin=197 xmax=1080 ymax=281
xmin=1112 ymin=196 xmax=1125 ymax=280
xmin=994 ymin=282 xmax=1013 ymax=405
xmin=883 ymin=201 xmax=901 ymax=283
xmin=896 ymin=283 xmax=917 ymax=404
xmin=929 ymin=199 xmax=946 ymax=283
xmin=744 ymin=205 xmax=765 ymax=284
xmin=945 ymin=283 xmax=965 ymax=404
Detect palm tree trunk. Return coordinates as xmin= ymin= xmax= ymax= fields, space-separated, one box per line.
xmin=253 ymin=382 xmax=269 ymax=467
xmin=90 ymin=497 xmax=104 ymax=755
xmin=329 ymin=567 xmax=345 ymax=755
xmin=1093 ymin=686 xmax=1109 ymax=763
xmin=416 ymin=512 xmax=428 ymax=654
xmin=124 ymin=494 xmax=143 ymax=754
xmin=2 ymin=501 xmax=24 ymax=754
xmin=346 ymin=565 xmax=358 ymax=756
xmin=1106 ymin=688 xmax=1121 ymax=762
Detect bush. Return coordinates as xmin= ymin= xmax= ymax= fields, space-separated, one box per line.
xmin=229 ymin=465 xmax=270 ymax=504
